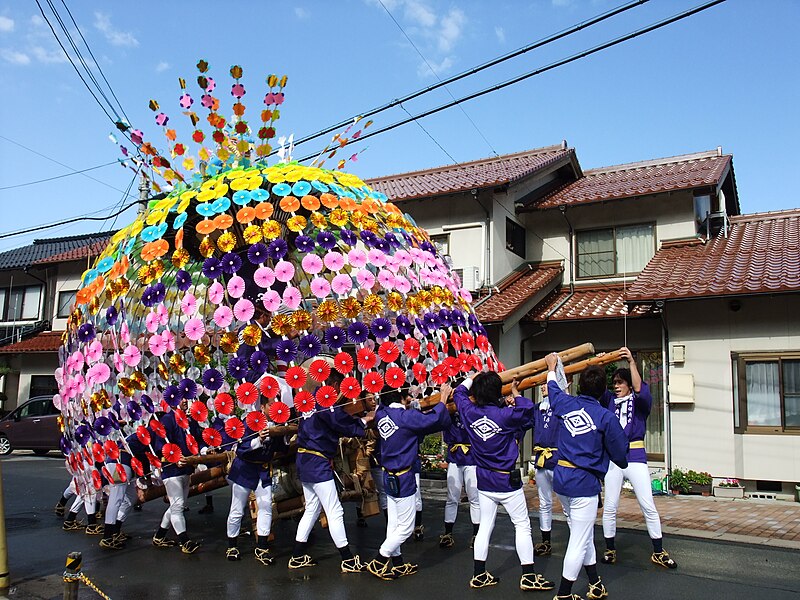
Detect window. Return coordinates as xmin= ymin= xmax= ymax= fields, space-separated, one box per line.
xmin=576 ymin=224 xmax=654 ymax=278
xmin=506 ymin=218 xmax=526 ymax=259
xmin=1 ymin=285 xmax=42 ymax=321
xmin=57 ymin=290 xmax=77 ymax=318
xmin=18 ymin=399 xmax=49 ymax=418
xmin=733 ymin=353 xmax=800 ymax=433
xmin=430 ymin=234 xmax=450 ymax=256
xmin=30 ymin=375 xmax=59 ymax=399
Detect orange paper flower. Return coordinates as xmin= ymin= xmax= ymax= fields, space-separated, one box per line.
xmin=254 ymin=202 xmax=274 ymax=220
xmin=237 ymin=207 xmax=256 ymax=223
xmin=196 ymin=219 xmax=217 ymax=235
xmin=279 ymin=195 xmax=300 ymax=213
xmin=301 ymin=195 xmax=320 ymax=211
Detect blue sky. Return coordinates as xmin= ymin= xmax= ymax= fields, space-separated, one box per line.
xmin=1 ymin=0 xmax=798 ymax=252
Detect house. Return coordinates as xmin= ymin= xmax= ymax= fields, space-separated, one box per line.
xmin=0 ymin=231 xmax=112 ymax=411
xmin=369 ymin=144 xmax=800 ymax=499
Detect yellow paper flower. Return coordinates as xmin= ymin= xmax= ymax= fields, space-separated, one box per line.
xmin=172 ymin=248 xmax=190 ymax=268
xmin=265 ymin=170 xmax=286 ymax=184
xmin=417 ymin=289 xmax=432 ymax=308
xmin=242 ymin=324 xmax=263 ymax=346
xmin=137 ymin=265 xmax=155 ymax=285
xmin=118 ymin=378 xmax=135 ymax=398
xmin=199 ymin=237 xmax=216 ymax=257
xmin=387 ymin=292 xmax=403 ymax=312
xmin=269 ymin=314 xmax=293 ymax=336
xmin=169 ymin=353 xmax=187 ymax=374
xmin=287 ymin=215 xmax=307 ymax=232
xmin=310 ymin=212 xmax=327 ymax=229
xmin=406 ymin=295 xmax=421 ymax=315
xmin=262 ymin=220 xmax=281 ymax=240
xmin=246 ymin=175 xmax=262 ymax=190
xmin=132 ymin=370 xmax=149 ymax=390
xmin=316 ymin=300 xmax=340 ymax=322
xmin=340 ymin=297 xmax=362 ymax=319
xmin=217 ymin=231 xmax=237 ymax=252
xmin=229 ymin=176 xmax=250 ymax=191
xmin=197 ymin=188 xmax=216 ymax=202
xmin=363 ymin=294 xmax=384 ymax=316
xmin=194 ymin=344 xmax=213 ymax=364
xmin=87 ymin=295 xmax=101 ymax=315
xmin=291 ymin=310 xmax=313 ymax=331
xmin=243 ymin=224 xmax=263 ymax=244
xmin=151 ymin=260 xmax=165 ymax=279
xmin=349 ymin=212 xmax=365 ymax=229
xmin=329 ymin=209 xmax=349 ymax=227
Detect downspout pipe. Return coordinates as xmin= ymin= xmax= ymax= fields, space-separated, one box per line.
xmin=472 ymin=188 xmax=491 ymax=288
xmin=656 ymin=299 xmax=673 ymax=492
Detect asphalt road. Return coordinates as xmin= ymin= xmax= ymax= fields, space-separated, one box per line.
xmin=1 ymin=453 xmax=798 ymax=599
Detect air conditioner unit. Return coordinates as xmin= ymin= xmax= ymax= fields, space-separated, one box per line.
xmin=454 ymin=266 xmax=481 ymax=291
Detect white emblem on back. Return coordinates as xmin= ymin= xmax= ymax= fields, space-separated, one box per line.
xmin=377 ymin=415 xmax=399 ymax=439
xmin=563 ymin=408 xmax=596 ymax=437
xmin=470 ymin=416 xmax=502 ymax=441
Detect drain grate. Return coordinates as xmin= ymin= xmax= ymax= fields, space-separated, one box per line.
xmin=747 ymin=492 xmax=778 ymax=500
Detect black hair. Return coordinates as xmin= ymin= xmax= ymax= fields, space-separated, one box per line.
xmin=471 ymin=372 xmax=504 ymax=407
xmin=579 ymin=365 xmax=607 ymax=400
xmin=379 ymin=386 xmax=403 ymax=407
xmin=612 ymin=367 xmax=632 ymax=388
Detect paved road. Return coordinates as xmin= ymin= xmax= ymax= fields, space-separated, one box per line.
xmin=2 ymin=454 xmax=799 ymax=599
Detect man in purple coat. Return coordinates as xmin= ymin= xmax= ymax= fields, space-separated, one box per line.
xmin=600 ymin=347 xmax=677 ymax=569
xmin=453 ymin=373 xmax=554 ymax=592
xmin=532 ymin=384 xmax=560 ymax=557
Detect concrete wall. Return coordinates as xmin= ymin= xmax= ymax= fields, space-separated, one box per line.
xmin=50 ymin=264 xmax=84 ymax=331
xmin=666 ymin=294 xmax=800 ymax=482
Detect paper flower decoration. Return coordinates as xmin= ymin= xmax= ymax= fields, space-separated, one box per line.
xmin=162 ymin=443 xmax=183 ymax=463
xmin=259 ymin=376 xmax=280 ymax=399
xmin=236 ymin=382 xmax=259 ymax=405
xmin=285 ymin=366 xmax=307 ymax=389
xmin=245 ymin=411 xmax=267 ymax=431
xmin=339 ymin=376 xmax=361 ymax=400
xmin=225 ymin=417 xmax=245 ymax=440
xmin=202 ymin=427 xmax=222 ymax=447
xmin=268 ymin=401 xmax=290 ymax=423
xmin=293 ymin=390 xmax=314 ymax=413
xmin=214 ymin=392 xmax=234 ymax=415
xmin=334 ymin=352 xmax=354 ymax=374
xmin=315 ymin=385 xmax=337 ymax=408
xmin=362 ymin=371 xmax=384 ymax=394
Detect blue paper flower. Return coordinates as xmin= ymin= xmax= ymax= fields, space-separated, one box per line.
xmin=251 ymin=189 xmax=269 ymax=202
xmin=211 ymin=197 xmax=231 ymax=214
xmin=424 ymin=312 xmax=440 ymax=330
xmin=74 ymin=424 xmax=92 ymax=446
xmin=291 ymin=180 xmax=311 ymax=196
xmin=233 ymin=190 xmax=252 ymax=206
xmin=83 ymin=268 xmax=99 ymax=285
xmin=96 ymin=256 xmax=114 ymax=273
xmin=272 ymin=183 xmax=291 ymax=196
xmin=196 ymin=202 xmax=215 ymax=217
xmin=173 ymin=212 xmax=188 ymax=230
xmin=347 ymin=321 xmax=370 ymax=344
xmin=311 ymin=180 xmax=329 ymax=193
xmin=468 ymin=314 xmax=480 ymax=333
xmin=439 ymin=309 xmax=452 ymax=328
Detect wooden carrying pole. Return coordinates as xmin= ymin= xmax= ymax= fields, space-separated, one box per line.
xmin=501 ymin=349 xmax=625 ymax=395
xmin=497 ymin=343 xmax=594 ymax=383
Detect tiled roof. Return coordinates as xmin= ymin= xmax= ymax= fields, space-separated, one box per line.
xmin=529 ymin=150 xmax=731 ymax=210
xmin=0 ymin=331 xmax=64 ymax=353
xmin=35 ymin=237 xmax=111 ymax=265
xmin=0 ymin=232 xmax=113 ymax=271
xmin=366 ymin=145 xmax=574 ymax=203
xmin=627 ymin=209 xmax=800 ymax=301
xmin=474 ymin=262 xmax=563 ymax=325
xmin=526 ymin=285 xmax=655 ymax=322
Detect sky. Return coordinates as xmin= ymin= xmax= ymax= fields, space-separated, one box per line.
xmin=1 ymin=0 xmax=799 ymax=253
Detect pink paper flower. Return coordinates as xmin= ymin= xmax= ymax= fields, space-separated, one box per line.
xmin=367 ymin=249 xmax=386 ymax=268
xmin=347 ymin=248 xmax=367 ymax=268
xmin=274 ymin=260 xmax=295 ymax=283
xmin=162 ymin=330 xmax=176 ymax=352
xmin=310 ymin=277 xmax=331 ymax=298
xmin=378 ymin=269 xmax=396 ymax=290
xmin=149 ymin=334 xmax=167 ymax=356
xmin=234 ymin=298 xmax=255 ymax=321
xmin=301 ymin=254 xmax=323 ymax=275
xmin=209 ymin=281 xmax=225 ymax=304
xmin=122 ymin=345 xmax=141 ymax=367
xmin=181 ymin=293 xmax=197 ymax=316
xmin=120 ymin=322 xmax=130 ymax=344
xmin=422 ymin=251 xmax=436 ymax=268
xmin=254 ymin=266 xmax=275 ymax=288
xmin=282 ymin=286 xmax=302 ymax=310
xmin=67 ymin=351 xmax=84 ymax=373
xmin=86 ymin=363 xmax=111 ymax=387
xmin=395 ymin=250 xmax=412 ymax=268
xmin=395 ymin=276 xmax=411 ymax=294
xmin=227 ymin=275 xmax=246 ymax=298
xmin=384 ymin=255 xmax=400 ymax=273
xmin=113 ymin=352 xmax=124 ymax=373
xmin=331 ymin=274 xmax=353 ymax=296
xmin=355 ymin=269 xmax=376 ymax=290
xmin=85 ymin=340 xmax=103 ymax=363
xmin=146 ymin=310 xmax=160 ymax=333
xmin=156 ymin=303 xmax=169 ymax=325
xmin=214 ymin=306 xmax=234 ymax=328
xmin=262 ymin=290 xmax=281 ymax=312
xmin=184 ymin=318 xmax=205 ymax=341
xmin=324 ymin=251 xmax=345 ymax=272
xmin=459 ymin=288 xmax=473 ymax=303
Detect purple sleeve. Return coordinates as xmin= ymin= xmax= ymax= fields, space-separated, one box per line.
xmin=453 ymin=384 xmax=472 ymax=415
xmin=634 ymin=382 xmax=652 ymax=417
xmin=604 ymin=414 xmax=629 ymax=469
xmin=403 ymin=402 xmax=450 ymax=435
xmin=323 ymin=408 xmax=366 ymax=438
xmin=600 ymin=389 xmax=615 ymax=410
xmin=504 ymin=396 xmax=535 ymax=429
xmin=547 ymin=380 xmax=568 ymax=413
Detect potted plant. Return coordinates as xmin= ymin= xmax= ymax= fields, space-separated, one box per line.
xmin=713 ymin=478 xmax=745 ymax=499
xmin=686 ymin=470 xmax=713 ymax=496
xmin=668 ymin=468 xmax=690 ymax=495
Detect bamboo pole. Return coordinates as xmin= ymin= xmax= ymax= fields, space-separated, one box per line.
xmin=502 ymin=350 xmax=626 ymax=395
xmin=497 ymin=343 xmax=594 ymax=383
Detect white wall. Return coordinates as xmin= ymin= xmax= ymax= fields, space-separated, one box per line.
xmin=50 ymin=264 xmax=84 ymax=331
xmin=667 ymin=295 xmax=800 ymax=482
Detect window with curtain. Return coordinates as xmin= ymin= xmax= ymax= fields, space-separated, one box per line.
xmin=57 ymin=290 xmax=77 ymax=318
xmin=576 ymin=224 xmax=654 ymax=278
xmin=733 ymin=354 xmax=800 ymax=433
xmin=2 ymin=285 xmax=42 ymax=321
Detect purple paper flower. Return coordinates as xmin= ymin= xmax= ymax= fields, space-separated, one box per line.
xmin=360 ymin=230 xmax=377 ymax=248
xmin=347 ymin=321 xmax=369 ymax=344
xmin=140 ymin=394 xmax=155 ymax=414
xmin=294 ymin=235 xmax=315 ymax=253
xmin=395 ymin=315 xmax=413 ymax=337
xmin=451 ymin=309 xmax=466 ymax=328
xmin=77 ymin=323 xmax=96 ymax=343
xmin=415 ymin=318 xmax=428 ymax=335
xmin=371 ymin=317 xmax=392 ymax=339
xmin=468 ymin=314 xmax=480 ymax=333
xmin=220 ymin=252 xmax=243 ymax=274
xmin=163 ymin=385 xmax=183 ymax=408
xmin=74 ymin=424 xmax=92 ymax=446
xmin=249 ymin=350 xmax=268 ymax=373
xmin=316 ymin=231 xmax=337 ymax=251
xmin=248 ymin=242 xmax=268 ymax=265
xmin=424 ymin=312 xmax=440 ymax=330
xmin=439 ymin=309 xmax=452 ymax=328
xmin=202 ymin=368 xmax=224 ymax=391
xmin=126 ymin=400 xmax=143 ymax=421
xmin=179 ymin=378 xmax=198 ymax=399
xmin=275 ymin=339 xmax=298 ymax=363
xmin=60 ymin=436 xmax=72 ymax=455
xmin=298 ymin=334 xmax=321 ymax=359
xmin=202 ymin=257 xmax=222 ymax=279
xmin=267 ymin=239 xmax=289 ymax=260
xmin=340 ymin=229 xmax=357 ymax=246
xmin=227 ymin=356 xmax=248 ymax=379
xmin=93 ymin=416 xmax=113 ymax=436
xmin=374 ymin=238 xmax=389 ymax=252
xmin=384 ymin=232 xmax=400 ymax=249
xmin=421 ymin=241 xmax=436 ymax=254
xmin=325 ymin=326 xmax=346 ymax=349
xmin=176 ymin=270 xmax=192 ymax=291
xmin=105 ymin=306 xmax=118 ymax=326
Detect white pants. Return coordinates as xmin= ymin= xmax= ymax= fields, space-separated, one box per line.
xmin=535 ymin=468 xmax=555 ymax=532
xmin=105 ymin=465 xmax=135 ymax=525
xmin=63 ymin=480 xmax=77 ymax=500
xmin=370 ymin=467 xmax=387 ymax=510
xmin=379 ymin=494 xmax=417 ymax=557
xmin=295 ymin=479 xmax=348 ymax=548
xmin=558 ymin=495 xmax=598 ymax=581
xmin=160 ymin=475 xmax=190 ymax=535
xmin=473 ymin=488 xmax=533 ymax=564
xmin=445 ymin=463 xmax=480 ymax=524
xmin=602 ymin=462 xmax=662 ymax=540
xmin=227 ymin=481 xmax=273 ymax=538
xmin=415 ymin=473 xmax=422 ymax=511
xmin=69 ymin=492 xmax=96 ymax=516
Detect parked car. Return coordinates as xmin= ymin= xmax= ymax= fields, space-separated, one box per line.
xmin=0 ymin=396 xmax=61 ymax=455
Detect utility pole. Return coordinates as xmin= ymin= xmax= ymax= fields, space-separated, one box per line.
xmin=137 ymin=173 xmax=151 ymax=215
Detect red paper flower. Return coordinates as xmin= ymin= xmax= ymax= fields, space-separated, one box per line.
xmin=403 ymin=338 xmax=421 ymax=360
xmin=412 ymin=362 xmax=427 ymax=384
xmin=293 ymin=390 xmax=315 ymax=412
xmin=440 ymin=332 xmax=449 ymax=354
xmin=174 ymin=408 xmax=189 ymax=429
xmin=444 ymin=356 xmax=460 ymax=377
xmin=449 ymin=331 xmax=461 ymax=351
xmin=385 ymin=366 xmax=405 ymax=389
xmin=103 ymin=440 xmax=119 ymax=460
xmin=309 ymin=359 xmax=332 ymax=383
xmin=145 ymin=452 xmax=162 ymax=469
xmin=225 ymin=417 xmax=245 ymax=440
xmin=378 ymin=341 xmax=400 ymax=364
xmin=190 ymin=400 xmax=209 ymax=422
xmin=214 ymin=392 xmax=234 ymax=415
xmin=245 ymin=411 xmax=267 ymax=431
xmin=363 ymin=371 xmax=384 ymax=394
xmin=130 ymin=457 xmax=144 ymax=477
xmin=185 ymin=433 xmax=199 ymax=455
xmin=259 ymin=376 xmax=280 ymax=399
xmin=82 ymin=447 xmax=92 ymax=464
xmin=92 ymin=469 xmax=103 ymax=490
xmin=91 ymin=443 xmax=105 ymax=463
xmin=497 ymin=360 xmax=506 ymax=371
xmin=470 ymin=355 xmax=483 ymax=371
xmin=315 ymin=385 xmax=337 ymax=408
xmin=426 ymin=342 xmax=439 ymax=361
xmin=268 ymin=401 xmax=290 ymax=423
xmin=461 ymin=332 xmax=475 ymax=351
xmin=285 ymin=366 xmax=307 ymax=389
xmin=339 ymin=377 xmax=361 ymax=399
xmin=334 ymin=351 xmax=354 ymax=374
xmin=236 ymin=382 xmax=259 ymax=405
xmin=458 ymin=352 xmax=471 ymax=373
xmin=431 ymin=364 xmax=449 ymax=385
xmin=202 ymin=427 xmax=222 ymax=447
xmin=357 ymin=347 xmax=377 ymax=370
xmin=115 ymin=462 xmax=128 ymax=483
xmin=162 ymin=443 xmax=183 ymax=463
xmin=476 ymin=335 xmax=489 ymax=353
xmin=150 ymin=418 xmax=166 ymax=439
xmin=101 ymin=466 xmax=113 ymax=483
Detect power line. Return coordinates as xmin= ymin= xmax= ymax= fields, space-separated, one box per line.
xmin=287 ymin=0 xmax=650 ymax=153
xmin=398 ymin=103 xmax=457 ymax=164
xmin=377 ymin=0 xmax=497 ymax=158
xmin=296 ymin=0 xmax=726 ymax=163
xmin=0 ymin=161 xmax=119 ymax=191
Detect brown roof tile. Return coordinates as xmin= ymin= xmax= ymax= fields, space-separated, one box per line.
xmin=529 ymin=150 xmax=731 ymax=210
xmin=474 ymin=262 xmax=563 ymax=325
xmin=526 ymin=285 xmax=655 ymax=321
xmin=36 ymin=237 xmax=111 ymax=265
xmin=0 ymin=331 xmax=64 ymax=353
xmin=627 ymin=209 xmax=800 ymax=301
xmin=366 ymin=145 xmax=573 ymax=203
